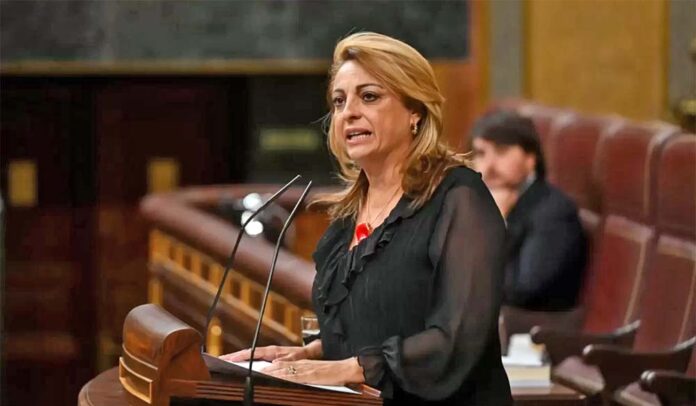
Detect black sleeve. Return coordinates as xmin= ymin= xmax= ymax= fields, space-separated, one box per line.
xmin=504 ymin=199 xmax=586 ymax=307
xmin=357 ymin=184 xmax=506 ymax=400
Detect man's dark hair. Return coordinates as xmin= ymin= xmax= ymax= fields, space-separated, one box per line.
xmin=470 ymin=110 xmax=547 ymax=179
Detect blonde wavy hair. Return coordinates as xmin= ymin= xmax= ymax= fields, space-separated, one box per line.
xmin=314 ymin=32 xmax=469 ymax=219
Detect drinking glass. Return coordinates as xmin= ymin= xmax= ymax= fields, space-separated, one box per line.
xmin=300 ymin=315 xmax=320 ymax=346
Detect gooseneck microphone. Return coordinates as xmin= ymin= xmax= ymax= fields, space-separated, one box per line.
xmin=202 ymin=174 xmax=302 ymax=352
xmin=244 ymin=181 xmax=313 ymax=406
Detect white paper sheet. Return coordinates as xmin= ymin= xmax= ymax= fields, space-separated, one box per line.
xmin=502 ymin=334 xmax=544 ymax=367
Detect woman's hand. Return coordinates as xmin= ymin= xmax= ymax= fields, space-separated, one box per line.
xmin=261 ymin=357 xmax=364 ymax=386
xmin=219 ymin=340 xmax=323 ymax=362
xmin=220 ymin=345 xmax=307 ymax=362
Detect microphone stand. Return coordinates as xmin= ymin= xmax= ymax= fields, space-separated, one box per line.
xmin=202 ymin=174 xmax=302 ymax=352
xmin=244 ymin=181 xmax=313 ymax=406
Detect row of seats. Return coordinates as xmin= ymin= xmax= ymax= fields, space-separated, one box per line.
xmin=493 ymin=100 xmax=696 ymax=405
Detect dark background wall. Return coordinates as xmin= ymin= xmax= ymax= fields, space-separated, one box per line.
xmin=1 ymin=0 xmax=468 ymax=61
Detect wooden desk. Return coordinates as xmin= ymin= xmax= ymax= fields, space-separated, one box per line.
xmin=512 ymin=385 xmax=586 ymax=405
xmin=79 ymin=367 xmax=586 ymax=406
xmin=78 ymin=368 xmax=126 ymax=406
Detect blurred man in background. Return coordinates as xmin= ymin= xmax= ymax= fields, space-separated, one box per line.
xmin=471 ymin=111 xmax=586 ymax=311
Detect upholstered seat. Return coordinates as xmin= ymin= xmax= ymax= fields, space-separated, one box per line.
xmin=486 ymin=102 xmax=695 ymax=405
xmin=552 ymin=356 xmax=604 ymax=396
xmin=546 ymin=113 xmax=610 ymax=212
xmin=613 ymin=382 xmax=659 ymax=406
xmin=531 ymin=122 xmax=683 ymax=406
xmin=606 ymin=134 xmax=696 ymax=405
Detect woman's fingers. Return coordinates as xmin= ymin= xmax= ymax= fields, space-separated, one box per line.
xmin=261 ymin=358 xmax=361 ymax=386
xmin=261 ymin=360 xmax=288 ymax=373
xmin=262 ymin=360 xmax=333 ymax=384
xmin=219 ymin=349 xmax=251 ymax=362
xmin=273 ymin=348 xmax=303 ymax=362
xmin=273 ymin=354 xmax=294 ymax=362
xmin=219 ymin=346 xmax=279 ymax=362
xmin=254 ymin=346 xmax=278 ymax=361
xmin=262 ymin=361 xmax=307 ymax=382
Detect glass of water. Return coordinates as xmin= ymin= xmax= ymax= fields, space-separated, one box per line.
xmin=300 ymin=315 xmax=320 ymax=346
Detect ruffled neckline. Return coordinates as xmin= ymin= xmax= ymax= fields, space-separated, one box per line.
xmin=314 ymin=195 xmax=417 ymax=317
xmin=312 ymin=167 xmax=474 ymax=339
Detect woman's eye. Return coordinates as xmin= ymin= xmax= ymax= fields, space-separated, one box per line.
xmin=332 ymin=96 xmax=345 ymax=107
xmin=362 ymin=92 xmax=379 ymax=102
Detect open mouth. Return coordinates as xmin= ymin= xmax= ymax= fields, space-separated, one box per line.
xmin=346 ymin=130 xmax=372 ymax=141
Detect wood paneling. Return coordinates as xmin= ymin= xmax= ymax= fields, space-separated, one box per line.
xmin=95 ymin=81 xmax=231 ymax=202
xmin=433 ymin=0 xmax=489 ymax=149
xmin=292 ymin=212 xmax=330 ymax=260
xmin=0 ymin=78 xmax=234 ymax=404
xmin=0 ymin=81 xmax=96 ymax=406
xmin=526 ymin=0 xmax=668 ymax=120
xmin=94 ymin=80 xmax=232 ymax=368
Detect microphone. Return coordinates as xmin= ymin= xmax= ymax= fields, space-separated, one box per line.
xmin=244 ymin=181 xmax=313 ymax=406
xmin=203 ymin=174 xmax=302 ymax=352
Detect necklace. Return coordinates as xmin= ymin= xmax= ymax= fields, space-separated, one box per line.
xmin=355 ymin=186 xmax=402 ymax=243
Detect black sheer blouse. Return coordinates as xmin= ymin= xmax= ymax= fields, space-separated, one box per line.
xmin=311 ymin=167 xmax=513 ymax=405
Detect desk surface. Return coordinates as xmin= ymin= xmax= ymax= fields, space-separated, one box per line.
xmin=79 ymin=367 xmax=586 ymax=406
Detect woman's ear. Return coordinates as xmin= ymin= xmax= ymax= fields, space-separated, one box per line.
xmin=410 ymin=111 xmax=422 ymax=127
xmin=409 ymin=112 xmax=423 ymax=136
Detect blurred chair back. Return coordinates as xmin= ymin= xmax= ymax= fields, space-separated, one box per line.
xmin=632 ymin=134 xmax=696 ymax=352
xmin=545 ymin=114 xmax=615 ymax=307
xmin=546 ymin=114 xmax=610 ymax=213
xmin=580 ymin=122 xmax=678 ymax=333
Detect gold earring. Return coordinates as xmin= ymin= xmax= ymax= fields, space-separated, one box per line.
xmin=411 ymin=122 xmax=418 ymax=135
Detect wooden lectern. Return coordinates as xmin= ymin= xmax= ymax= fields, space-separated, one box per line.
xmin=118 ymin=304 xmax=382 ymax=406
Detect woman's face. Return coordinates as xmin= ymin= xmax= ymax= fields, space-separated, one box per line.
xmin=331 ymin=61 xmax=418 ymax=166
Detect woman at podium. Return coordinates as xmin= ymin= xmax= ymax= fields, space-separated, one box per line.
xmin=222 ymin=32 xmax=512 ymax=405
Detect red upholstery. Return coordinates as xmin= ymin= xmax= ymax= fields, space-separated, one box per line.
xmin=553 ymin=356 xmax=605 ymax=396
xmin=614 ymin=349 xmax=696 ymax=406
xmin=577 ymin=208 xmax=601 ymax=304
xmin=655 ymin=135 xmax=696 ymax=240
xmin=486 ymin=100 xmax=692 ymax=345
xmin=614 ymin=382 xmax=659 ymax=406
xmin=633 ymin=135 xmax=696 ymax=351
xmin=546 ymin=132 xmax=692 ymax=402
xmin=553 ymin=132 xmax=694 ymax=403
xmin=486 ymin=100 xmax=694 ymax=402
xmin=597 ymin=122 xmax=678 ymax=222
xmin=581 ymin=217 xmax=655 ymax=332
xmin=578 ymin=123 xmax=679 ymax=333
xmin=546 ymin=114 xmax=611 ymax=305
xmin=546 ymin=114 xmax=612 ymax=212
xmin=633 ymin=235 xmax=696 ymax=351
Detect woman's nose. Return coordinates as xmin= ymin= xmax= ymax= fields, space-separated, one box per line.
xmin=341 ymin=95 xmax=361 ymax=120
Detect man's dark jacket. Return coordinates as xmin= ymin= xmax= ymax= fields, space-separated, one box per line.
xmin=503 ymin=178 xmax=587 ymax=311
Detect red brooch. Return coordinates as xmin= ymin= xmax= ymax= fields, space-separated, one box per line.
xmin=355 ymin=222 xmax=372 ymax=242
